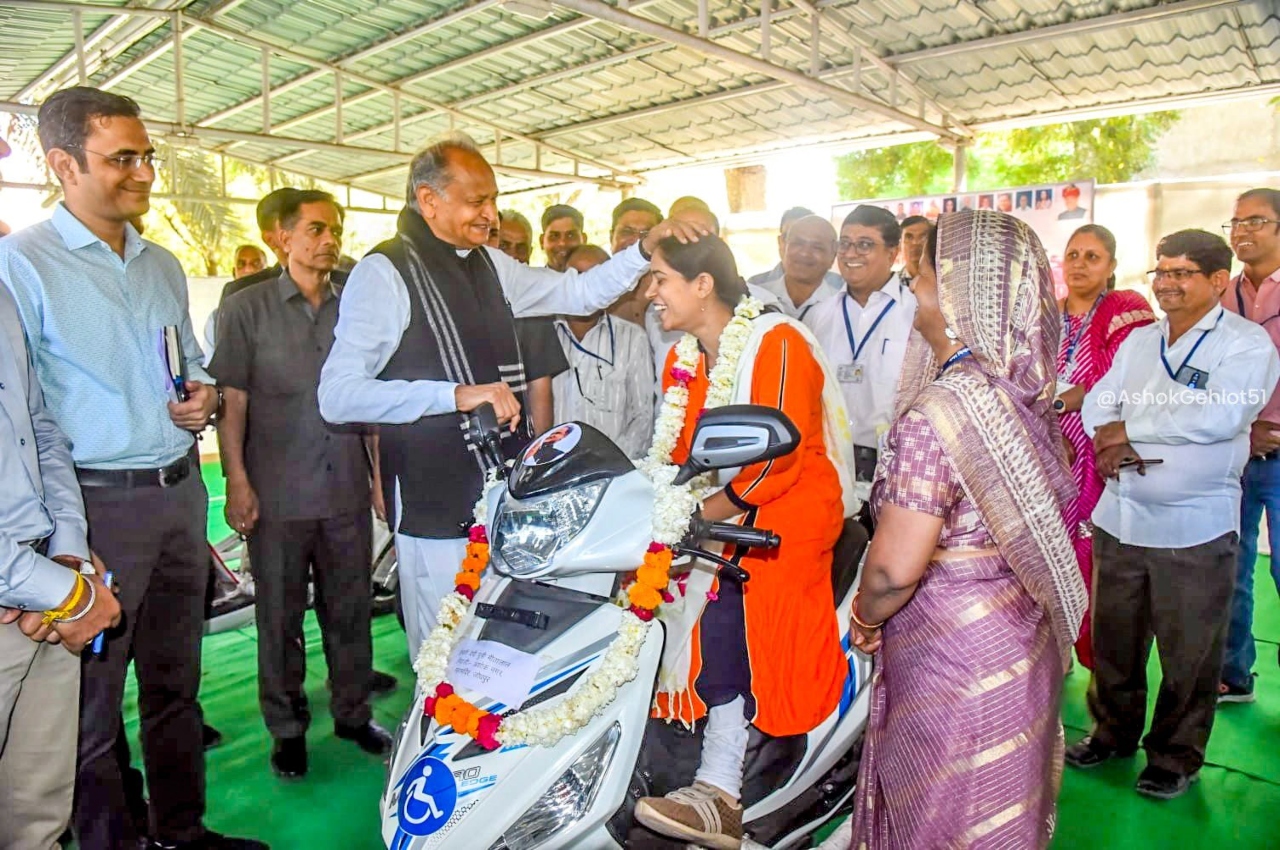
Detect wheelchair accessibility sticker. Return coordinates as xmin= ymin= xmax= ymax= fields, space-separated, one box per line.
xmin=398 ymin=756 xmax=457 ymax=836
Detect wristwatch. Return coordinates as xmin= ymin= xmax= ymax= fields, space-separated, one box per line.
xmin=1052 ymin=398 xmax=1066 ymax=413
xmin=208 ymin=387 xmax=225 ymax=426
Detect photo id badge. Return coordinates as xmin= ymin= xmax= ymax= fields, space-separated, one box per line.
xmin=1173 ymin=364 xmax=1210 ymax=389
xmin=838 ymin=363 xmax=865 ymax=384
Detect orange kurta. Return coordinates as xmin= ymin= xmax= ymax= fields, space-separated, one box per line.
xmin=658 ymin=323 xmax=846 ymax=736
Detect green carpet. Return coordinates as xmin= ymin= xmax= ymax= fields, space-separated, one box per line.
xmin=115 ymin=465 xmax=1280 ymax=848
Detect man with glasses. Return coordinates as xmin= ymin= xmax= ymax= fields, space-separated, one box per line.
xmin=0 ymin=86 xmax=266 ymax=850
xmin=1219 ymin=187 xmax=1280 ymax=703
xmin=804 ymin=205 xmax=917 ymax=526
xmin=755 ymin=214 xmax=841 ymax=320
xmin=1068 ymin=229 xmax=1278 ymax=800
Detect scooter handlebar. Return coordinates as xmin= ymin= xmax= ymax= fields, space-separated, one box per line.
xmin=700 ymin=522 xmax=781 ymax=550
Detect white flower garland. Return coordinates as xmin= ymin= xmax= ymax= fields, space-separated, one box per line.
xmin=414 ymin=296 xmax=764 ymax=750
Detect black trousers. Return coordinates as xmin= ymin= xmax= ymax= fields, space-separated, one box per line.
xmin=247 ymin=511 xmax=373 ymax=739
xmin=1087 ymin=528 xmax=1237 ymax=775
xmin=75 ymin=468 xmax=209 ymax=847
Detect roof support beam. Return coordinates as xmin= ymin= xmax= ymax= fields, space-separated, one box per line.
xmin=171 ymin=11 xmax=637 ymax=178
xmin=789 ymin=0 xmax=969 ymax=134
xmin=889 ymin=0 xmax=1248 ymax=66
xmin=550 ymin=0 xmax=966 ymax=142
xmin=195 ymin=0 xmax=505 ymax=128
xmin=263 ymin=3 xmax=803 ymax=164
xmin=531 ymin=60 xmax=864 ymax=139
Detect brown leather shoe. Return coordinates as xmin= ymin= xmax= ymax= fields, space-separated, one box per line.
xmin=634 ymin=781 xmax=743 ymax=850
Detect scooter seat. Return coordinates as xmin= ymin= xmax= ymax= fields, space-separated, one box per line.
xmin=831 ymin=518 xmax=869 ymax=601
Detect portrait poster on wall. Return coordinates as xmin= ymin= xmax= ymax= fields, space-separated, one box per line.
xmin=832 ymin=179 xmax=1096 ymax=297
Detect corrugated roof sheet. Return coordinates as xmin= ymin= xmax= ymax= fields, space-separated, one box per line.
xmin=2 ymin=0 xmax=1277 ymax=198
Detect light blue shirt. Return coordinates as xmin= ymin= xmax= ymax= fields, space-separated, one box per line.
xmin=318 ymin=241 xmax=649 ymax=426
xmin=0 ymin=204 xmax=212 ymax=469
xmin=0 ymin=282 xmax=87 ymax=610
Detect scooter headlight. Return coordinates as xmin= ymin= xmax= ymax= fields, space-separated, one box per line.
xmin=489 ymin=722 xmax=621 ymax=850
xmin=490 ymin=481 xmax=606 ymax=576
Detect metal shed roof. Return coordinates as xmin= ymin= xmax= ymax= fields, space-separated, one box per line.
xmin=2 ymin=0 xmax=1277 ymax=202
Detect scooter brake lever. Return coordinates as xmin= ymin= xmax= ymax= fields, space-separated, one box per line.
xmin=673 ymin=546 xmax=751 ymax=583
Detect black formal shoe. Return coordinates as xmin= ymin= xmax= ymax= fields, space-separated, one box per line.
xmin=370 ymin=670 xmax=398 ymax=696
xmin=148 ymin=830 xmax=269 ymax=849
xmin=1135 ymin=765 xmax=1198 ymax=800
xmin=202 ymin=723 xmax=224 ymax=751
xmin=270 ymin=736 xmax=308 ymax=780
xmin=1063 ymin=735 xmax=1136 ymax=769
xmin=335 ymin=720 xmax=393 ymax=755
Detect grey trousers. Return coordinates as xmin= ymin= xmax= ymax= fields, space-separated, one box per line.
xmin=75 ymin=468 xmax=209 ymax=848
xmin=1087 ymin=528 xmax=1237 ymax=775
xmin=247 ymin=510 xmax=373 ymax=739
xmin=0 ymin=625 xmax=79 ymax=850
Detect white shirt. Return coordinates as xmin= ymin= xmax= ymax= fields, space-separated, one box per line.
xmin=752 ymin=267 xmax=843 ymax=321
xmin=1083 ymin=304 xmax=1280 ymax=548
xmin=644 ymin=283 xmax=782 ymax=399
xmin=804 ymin=273 xmax=917 ymax=449
xmin=318 ymin=240 xmax=648 ymax=426
xmin=552 ymin=315 xmax=655 ymax=459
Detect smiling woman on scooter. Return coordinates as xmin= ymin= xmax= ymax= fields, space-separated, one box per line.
xmin=633 ymin=234 xmax=855 ymax=850
xmin=846 ymin=210 xmax=1087 ymax=849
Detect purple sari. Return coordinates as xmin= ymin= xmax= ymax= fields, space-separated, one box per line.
xmin=851 ymin=211 xmax=1086 ymax=849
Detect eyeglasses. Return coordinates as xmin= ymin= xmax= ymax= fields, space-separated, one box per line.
xmin=1222 ymin=217 xmax=1280 ymax=234
xmin=1145 ymin=267 xmax=1205 ymax=283
xmin=614 ymin=227 xmax=650 ymax=241
xmin=838 ymin=238 xmax=884 ymax=254
xmin=67 ymin=146 xmax=158 ymax=172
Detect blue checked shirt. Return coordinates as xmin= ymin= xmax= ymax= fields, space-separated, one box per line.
xmin=0 ymin=204 xmax=212 ymax=470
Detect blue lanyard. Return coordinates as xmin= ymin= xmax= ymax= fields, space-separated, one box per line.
xmin=1235 ymin=274 xmax=1280 ymax=327
xmin=558 ymin=315 xmax=615 ymax=367
xmin=842 ymin=292 xmax=896 ymax=363
xmin=1060 ymin=294 xmax=1103 ymax=374
xmin=1159 ymin=310 xmax=1221 ymax=383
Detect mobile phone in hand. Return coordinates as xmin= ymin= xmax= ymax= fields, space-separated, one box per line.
xmin=1118 ymin=457 xmax=1163 ymax=470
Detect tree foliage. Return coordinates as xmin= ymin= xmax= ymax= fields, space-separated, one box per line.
xmin=835 ymin=113 xmax=1181 ymax=201
xmin=153 ymin=145 xmax=251 ymax=276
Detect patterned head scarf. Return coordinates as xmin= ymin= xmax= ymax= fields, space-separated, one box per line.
xmin=895 ymin=210 xmax=1086 ymax=669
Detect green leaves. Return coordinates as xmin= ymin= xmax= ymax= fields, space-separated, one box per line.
xmin=835 ymin=112 xmax=1181 ymax=200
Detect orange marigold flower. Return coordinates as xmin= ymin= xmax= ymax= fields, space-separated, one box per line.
xmin=636 ymin=564 xmax=669 ymax=590
xmin=628 ymin=584 xmax=663 ymax=610
xmin=643 ymin=548 xmax=673 ymax=571
xmin=434 ymin=694 xmax=457 ymax=725
xmin=454 ymin=571 xmax=481 ymax=590
xmin=466 ymin=542 xmax=490 ymax=561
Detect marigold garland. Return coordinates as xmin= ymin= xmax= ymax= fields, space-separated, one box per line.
xmin=414 ymin=297 xmax=764 ymax=751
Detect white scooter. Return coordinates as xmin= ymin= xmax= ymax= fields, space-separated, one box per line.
xmin=381 ymin=405 xmax=872 ymax=849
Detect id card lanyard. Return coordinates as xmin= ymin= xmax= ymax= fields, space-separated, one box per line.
xmin=559 ymin=316 xmax=615 ymax=400
xmin=1235 ymin=274 xmax=1280 ymax=328
xmin=1159 ymin=309 xmax=1222 ymax=387
xmin=842 ymin=291 xmax=896 ymax=367
xmin=1060 ymin=294 xmax=1104 ymax=379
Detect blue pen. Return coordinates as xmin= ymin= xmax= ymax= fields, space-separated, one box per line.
xmin=91 ymin=571 xmax=113 ymax=656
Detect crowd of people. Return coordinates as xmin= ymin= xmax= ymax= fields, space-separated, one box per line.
xmin=3 ymin=83 xmax=1280 ymax=850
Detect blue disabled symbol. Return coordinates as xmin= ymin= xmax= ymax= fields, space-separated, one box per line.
xmin=397 ymin=756 xmax=457 ymax=837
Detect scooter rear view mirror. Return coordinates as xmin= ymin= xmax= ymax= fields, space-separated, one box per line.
xmin=674 ymin=404 xmax=800 ymax=486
